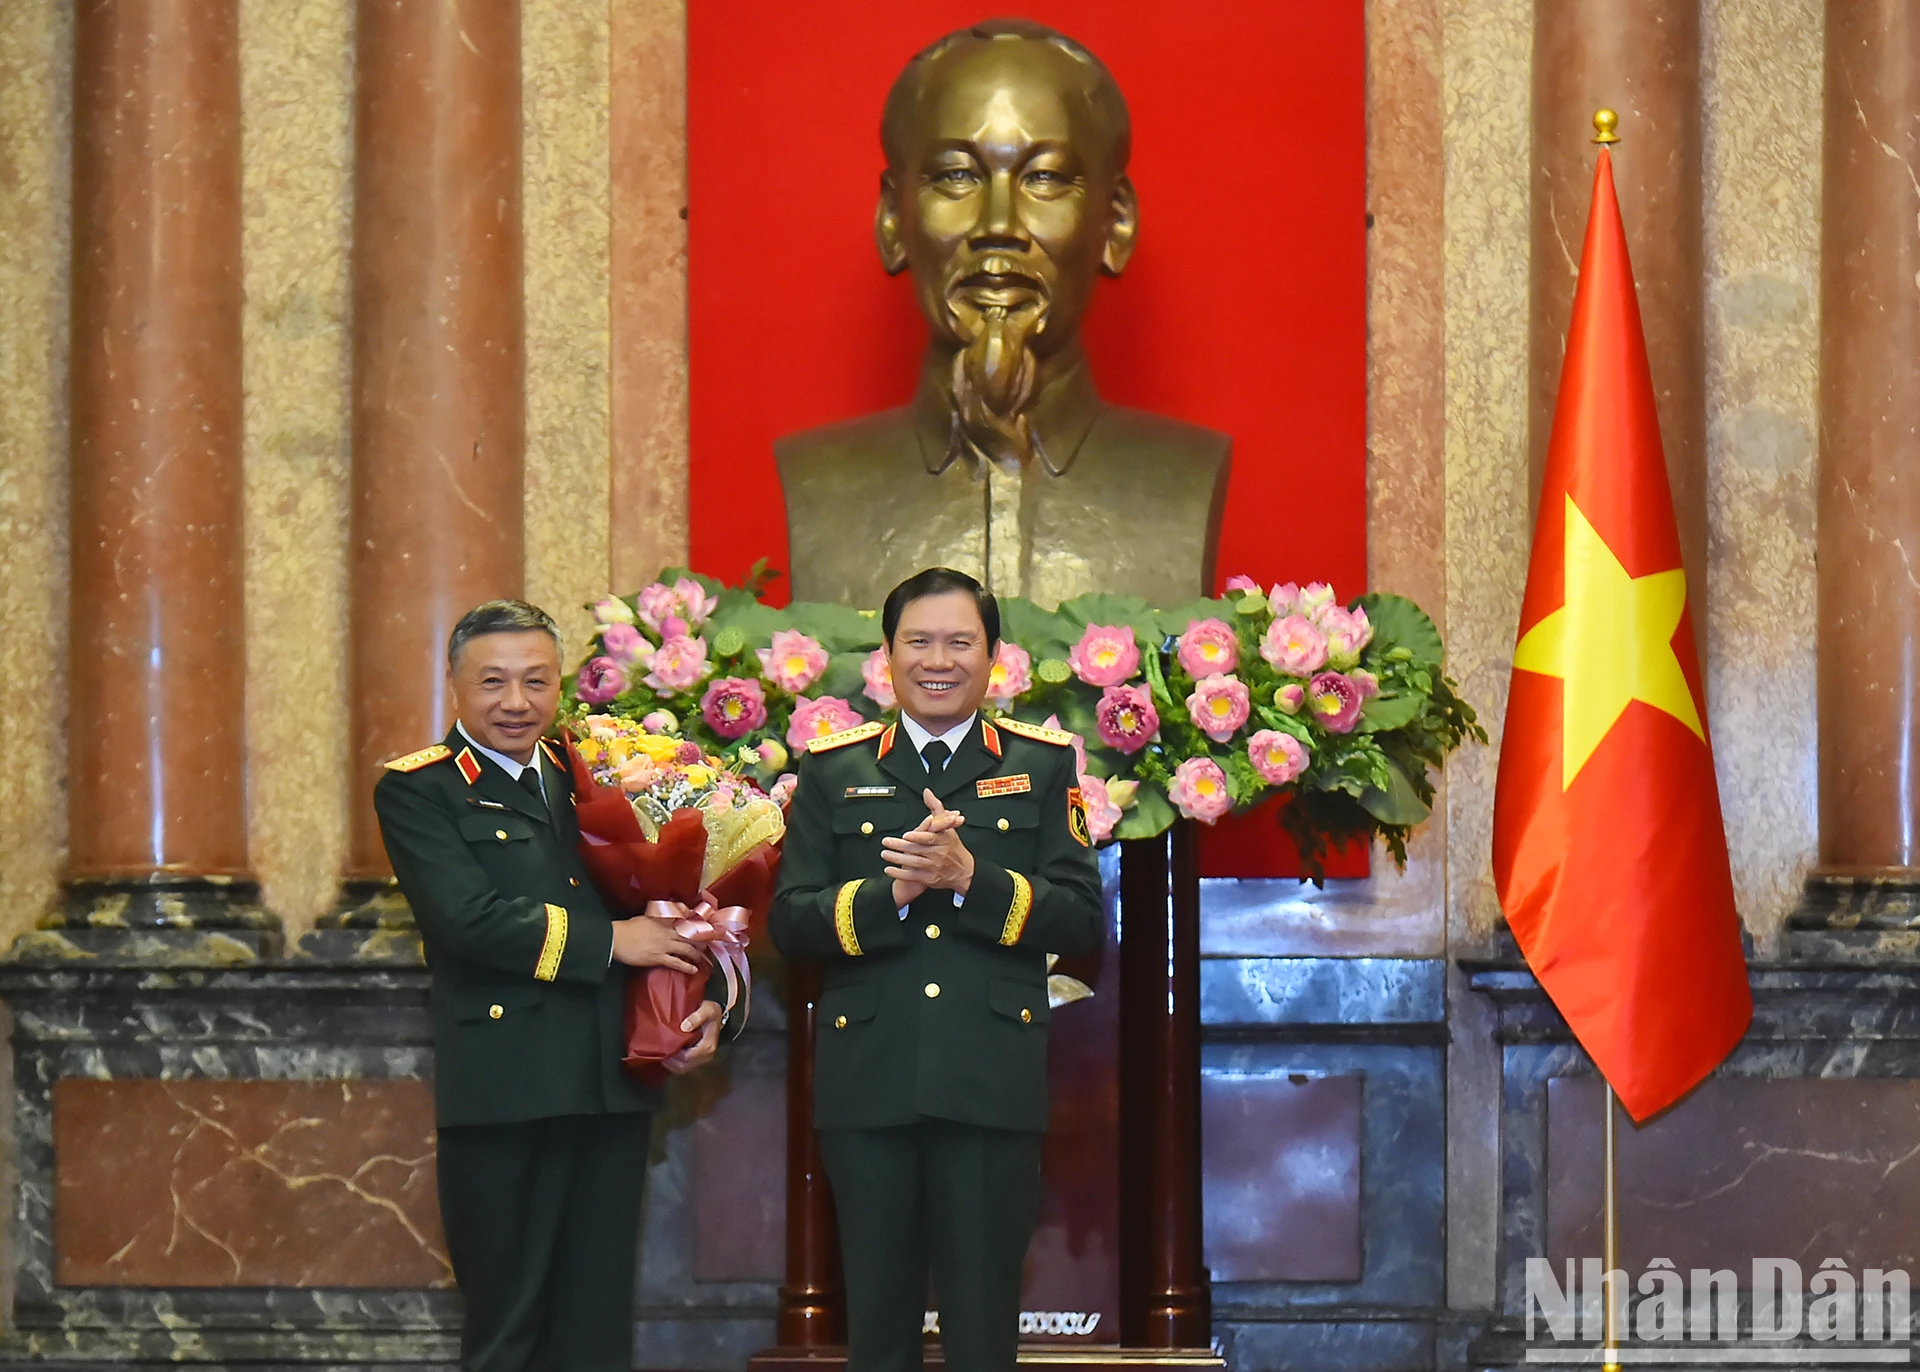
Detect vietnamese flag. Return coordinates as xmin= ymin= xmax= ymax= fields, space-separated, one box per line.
xmin=1492 ymin=148 xmax=1750 ymax=1123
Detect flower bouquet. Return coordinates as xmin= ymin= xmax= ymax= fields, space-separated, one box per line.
xmin=566 ymin=565 xmax=1482 ymax=879
xmin=565 ymin=713 xmax=786 ymax=1083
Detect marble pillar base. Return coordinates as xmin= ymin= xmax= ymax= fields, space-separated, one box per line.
xmin=297 ymin=879 xmax=426 ymax=963
xmin=12 ymin=878 xmax=283 ymax=964
xmin=1465 ymin=959 xmax=1920 ymax=1371
xmin=1786 ymin=873 xmax=1920 ymax=960
xmin=0 ymin=955 xmax=458 ymax=1368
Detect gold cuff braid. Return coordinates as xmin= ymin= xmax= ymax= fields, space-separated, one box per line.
xmin=535 ymin=904 xmax=567 ymax=981
xmin=1000 ymin=872 xmax=1033 ymax=946
xmin=834 ymin=880 xmax=864 ymax=956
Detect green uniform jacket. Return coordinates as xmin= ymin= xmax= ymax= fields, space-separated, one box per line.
xmin=374 ymin=728 xmax=658 ymax=1127
xmin=770 ymin=717 xmax=1104 ymax=1133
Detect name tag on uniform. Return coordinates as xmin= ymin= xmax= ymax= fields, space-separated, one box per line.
xmin=844 ymin=785 xmax=898 ymax=798
xmin=470 ymin=797 xmax=510 ymax=810
xmin=977 ymin=774 xmax=1032 ymax=798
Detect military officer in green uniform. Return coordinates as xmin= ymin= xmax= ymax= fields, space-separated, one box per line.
xmin=771 ymin=568 xmax=1104 ymax=1372
xmin=374 ymin=599 xmax=724 ymax=1372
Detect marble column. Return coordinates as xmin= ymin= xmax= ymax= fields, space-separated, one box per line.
xmin=48 ymin=0 xmax=274 ymax=958
xmin=337 ymin=0 xmax=525 ymax=909
xmin=1792 ymin=1 xmax=1920 ymax=940
xmin=1530 ymin=0 xmax=1706 ymax=626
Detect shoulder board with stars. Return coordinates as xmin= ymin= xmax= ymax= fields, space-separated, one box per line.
xmin=996 ymin=718 xmax=1077 ymax=748
xmin=384 ymin=743 xmax=452 ymax=773
xmin=807 ymin=719 xmax=886 ymax=754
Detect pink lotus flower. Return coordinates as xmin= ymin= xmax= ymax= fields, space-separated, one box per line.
xmin=1069 ymin=624 xmax=1141 ymax=687
xmin=1043 ymin=713 xmax=1088 ymax=776
xmin=591 ymin=596 xmax=636 ymax=626
xmin=600 ymin=622 xmax=653 ymax=668
xmin=636 ymin=578 xmax=719 ymax=634
xmin=757 ymin=629 xmax=830 ymax=692
xmin=1177 ymin=618 xmax=1240 ymax=677
xmin=987 ymin=642 xmax=1033 ymax=705
xmin=700 ymin=677 xmax=768 ymax=739
xmin=860 ymin=647 xmax=896 ymax=710
xmin=1275 ymin=683 xmax=1307 ymax=715
xmin=1307 ymin=672 xmax=1364 ymax=734
xmin=641 ymin=709 xmax=678 ymax=734
xmin=786 ymin=695 xmax=863 ymax=750
xmin=1095 ymin=683 xmax=1159 ymax=755
xmin=1079 ymin=775 xmax=1124 ymax=843
xmin=1248 ymin=729 xmax=1310 ymax=785
xmin=575 ymin=656 xmax=626 ymax=704
xmin=1224 ymin=574 xmax=1261 ymax=593
xmin=769 ymin=772 xmax=798 ymax=807
xmin=1168 ymin=757 xmax=1232 ymax=824
xmin=1186 ymin=673 xmax=1251 ymax=743
xmin=1260 ymin=615 xmax=1329 ymax=676
xmin=1268 ymin=580 xmax=1335 ymax=619
xmin=643 ymin=634 xmax=710 ymax=695
xmin=674 ymin=578 xmax=719 ymax=628
xmin=1351 ymin=669 xmax=1380 ymax=698
xmin=1319 ymin=605 xmax=1374 ymax=669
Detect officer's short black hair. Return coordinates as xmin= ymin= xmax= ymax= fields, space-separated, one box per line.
xmin=447 ymin=599 xmax=563 ymax=672
xmin=881 ymin=568 xmax=1001 ymax=649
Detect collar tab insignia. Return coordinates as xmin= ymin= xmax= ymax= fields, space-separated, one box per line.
xmin=981 ymin=720 xmax=1003 ymax=757
xmin=455 ymin=747 xmax=483 ymax=785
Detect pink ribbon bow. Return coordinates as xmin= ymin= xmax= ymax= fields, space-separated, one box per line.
xmin=643 ymin=893 xmax=752 ymax=1031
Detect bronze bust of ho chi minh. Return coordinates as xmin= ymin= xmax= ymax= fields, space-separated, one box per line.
xmin=776 ymin=19 xmax=1230 ymax=610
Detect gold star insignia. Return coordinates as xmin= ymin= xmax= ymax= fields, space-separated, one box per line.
xmin=1513 ymin=496 xmax=1703 ymax=789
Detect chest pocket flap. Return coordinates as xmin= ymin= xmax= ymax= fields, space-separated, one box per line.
xmin=960 ymin=797 xmax=1039 ymax=833
xmin=458 ymin=811 xmax=539 ymax=844
xmin=831 ymin=803 xmax=920 ymax=837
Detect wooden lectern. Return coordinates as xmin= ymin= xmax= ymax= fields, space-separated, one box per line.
xmin=751 ymin=823 xmax=1219 ymax=1370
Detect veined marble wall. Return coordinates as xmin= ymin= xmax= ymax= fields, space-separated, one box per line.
xmin=0 ymin=0 xmax=1836 ymax=952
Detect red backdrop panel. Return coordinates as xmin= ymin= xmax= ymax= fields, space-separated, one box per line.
xmin=686 ymin=3 xmax=1367 ymax=876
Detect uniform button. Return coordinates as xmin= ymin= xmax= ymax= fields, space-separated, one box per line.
xmin=488 ymin=1004 xmax=503 ymax=1020
xmin=925 ymin=923 xmax=940 ymax=940
xmin=834 ymin=1015 xmax=848 ymax=1030
xmin=569 ymin=877 xmax=580 ymax=887
xmin=495 ymin=829 xmax=509 ymax=840
xmin=924 ymin=982 xmax=940 ymax=999
xmin=861 ymin=821 xmax=875 ymax=835
xmin=1021 ymin=1008 xmax=1033 ymax=1024
xmin=997 ymin=817 xmax=1010 ymax=832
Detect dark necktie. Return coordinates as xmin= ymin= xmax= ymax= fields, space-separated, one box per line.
xmin=922 ymin=741 xmax=951 ymax=781
xmin=518 ymin=760 xmax=545 ymax=808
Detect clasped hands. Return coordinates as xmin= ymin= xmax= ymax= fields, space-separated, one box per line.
xmin=884 ymin=788 xmax=975 ymax=907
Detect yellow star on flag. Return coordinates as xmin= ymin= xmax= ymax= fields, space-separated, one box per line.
xmin=1512 ymin=496 xmax=1703 ymax=789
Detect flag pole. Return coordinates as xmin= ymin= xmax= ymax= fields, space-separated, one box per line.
xmin=1591 ymin=107 xmax=1622 ymax=1372
xmin=1602 ymin=1083 xmax=1621 ymax=1372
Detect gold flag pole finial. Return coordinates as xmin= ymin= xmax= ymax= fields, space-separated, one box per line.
xmin=1593 ymin=108 xmax=1620 ymax=145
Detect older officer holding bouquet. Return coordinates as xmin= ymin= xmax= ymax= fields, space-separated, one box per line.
xmin=374 ymin=599 xmax=723 ymax=1372
xmin=771 ymin=567 xmax=1104 ymax=1372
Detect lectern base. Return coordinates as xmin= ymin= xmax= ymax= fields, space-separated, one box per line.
xmin=748 ymin=1345 xmax=1224 ymax=1372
